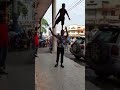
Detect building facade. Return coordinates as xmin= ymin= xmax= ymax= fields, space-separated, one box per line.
xmin=67 ymin=25 xmax=85 ymax=38
xmin=18 ymin=0 xmax=35 ymax=31
xmin=86 ymin=0 xmax=120 ymax=30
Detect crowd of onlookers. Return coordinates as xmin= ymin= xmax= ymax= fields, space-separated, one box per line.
xmin=39 ymin=38 xmax=49 ymax=48
xmin=8 ymin=30 xmax=33 ymax=51
xmin=8 ymin=29 xmax=83 ymax=51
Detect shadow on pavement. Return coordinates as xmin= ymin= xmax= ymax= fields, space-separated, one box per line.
xmin=0 ymin=49 xmax=35 ymax=90
xmin=38 ymin=47 xmax=50 ymax=54
xmin=85 ymin=69 xmax=120 ymax=90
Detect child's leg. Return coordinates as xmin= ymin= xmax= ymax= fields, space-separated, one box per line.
xmin=61 ymin=17 xmax=65 ymax=29
xmin=62 ymin=25 xmax=63 ymax=30
xmin=53 ymin=17 xmax=61 ymax=28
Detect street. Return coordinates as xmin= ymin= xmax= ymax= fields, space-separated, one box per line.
xmin=85 ymin=68 xmax=120 ymax=90
xmin=36 ymin=48 xmax=120 ymax=90
xmin=0 ymin=47 xmax=119 ymax=90
xmin=35 ymin=47 xmax=85 ymax=90
xmin=64 ymin=48 xmax=120 ymax=90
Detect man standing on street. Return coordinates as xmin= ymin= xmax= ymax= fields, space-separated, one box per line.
xmin=49 ymin=26 xmax=68 ymax=68
xmin=0 ymin=24 xmax=8 ymax=74
xmin=34 ymin=31 xmax=39 ymax=57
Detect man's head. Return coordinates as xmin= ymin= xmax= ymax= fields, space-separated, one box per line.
xmin=61 ymin=29 xmax=65 ymax=36
xmin=62 ymin=3 xmax=65 ymax=8
xmin=34 ymin=31 xmax=37 ymax=36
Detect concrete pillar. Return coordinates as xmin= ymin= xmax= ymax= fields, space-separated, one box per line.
xmin=52 ymin=0 xmax=57 ymax=51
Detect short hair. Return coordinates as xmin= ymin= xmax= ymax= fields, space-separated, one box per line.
xmin=62 ymin=3 xmax=65 ymax=6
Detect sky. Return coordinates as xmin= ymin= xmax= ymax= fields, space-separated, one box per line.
xmin=43 ymin=0 xmax=85 ymax=34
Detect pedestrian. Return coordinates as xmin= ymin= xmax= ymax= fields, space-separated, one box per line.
xmin=49 ymin=26 xmax=69 ymax=68
xmin=0 ymin=24 xmax=8 ymax=74
xmin=49 ymin=36 xmax=53 ymax=53
xmin=66 ymin=37 xmax=70 ymax=52
xmin=33 ymin=31 xmax=39 ymax=57
xmin=52 ymin=3 xmax=70 ymax=29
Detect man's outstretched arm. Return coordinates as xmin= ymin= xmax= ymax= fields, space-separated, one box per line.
xmin=49 ymin=27 xmax=57 ymax=38
xmin=65 ymin=26 xmax=69 ymax=38
xmin=66 ymin=10 xmax=70 ymax=20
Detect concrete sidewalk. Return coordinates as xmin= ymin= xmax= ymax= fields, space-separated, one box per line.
xmin=35 ymin=48 xmax=85 ymax=90
xmin=0 ymin=49 xmax=35 ymax=90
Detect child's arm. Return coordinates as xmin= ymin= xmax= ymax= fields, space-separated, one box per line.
xmin=65 ymin=10 xmax=70 ymax=20
xmin=65 ymin=26 xmax=69 ymax=38
xmin=49 ymin=27 xmax=57 ymax=38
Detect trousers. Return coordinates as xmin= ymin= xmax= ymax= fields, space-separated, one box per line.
xmin=0 ymin=47 xmax=7 ymax=67
xmin=56 ymin=47 xmax=64 ymax=64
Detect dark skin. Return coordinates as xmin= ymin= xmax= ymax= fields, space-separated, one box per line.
xmin=49 ymin=26 xmax=68 ymax=68
xmin=55 ymin=5 xmax=70 ymax=20
xmin=53 ymin=4 xmax=70 ymax=29
xmin=49 ymin=26 xmax=68 ymax=39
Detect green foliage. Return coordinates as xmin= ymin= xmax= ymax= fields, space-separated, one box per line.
xmin=39 ymin=18 xmax=49 ymax=34
xmin=41 ymin=27 xmax=47 ymax=33
xmin=41 ymin=18 xmax=49 ymax=27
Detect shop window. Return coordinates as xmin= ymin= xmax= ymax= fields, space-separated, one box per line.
xmin=111 ymin=10 xmax=115 ymax=16
xmin=71 ymin=27 xmax=76 ymax=29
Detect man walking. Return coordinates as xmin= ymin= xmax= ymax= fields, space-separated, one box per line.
xmin=49 ymin=36 xmax=53 ymax=53
xmin=49 ymin=26 xmax=68 ymax=68
xmin=33 ymin=31 xmax=39 ymax=57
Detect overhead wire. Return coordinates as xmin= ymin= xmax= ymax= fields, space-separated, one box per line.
xmin=68 ymin=0 xmax=83 ymax=12
xmin=68 ymin=0 xmax=82 ymax=11
xmin=67 ymin=0 xmax=80 ymax=11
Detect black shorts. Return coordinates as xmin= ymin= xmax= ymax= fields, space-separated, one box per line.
xmin=55 ymin=16 xmax=65 ymax=25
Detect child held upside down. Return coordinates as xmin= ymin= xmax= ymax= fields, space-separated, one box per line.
xmin=53 ymin=3 xmax=70 ymax=29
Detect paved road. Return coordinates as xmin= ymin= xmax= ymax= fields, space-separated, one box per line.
xmin=85 ymin=68 xmax=120 ymax=90
xmin=63 ymin=47 xmax=120 ymax=90
xmin=4 ymin=47 xmax=118 ymax=90
xmin=35 ymin=48 xmax=85 ymax=90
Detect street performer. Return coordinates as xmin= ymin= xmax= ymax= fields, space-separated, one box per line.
xmin=49 ymin=26 xmax=69 ymax=68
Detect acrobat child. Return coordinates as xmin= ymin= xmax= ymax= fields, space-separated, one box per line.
xmin=52 ymin=3 xmax=70 ymax=29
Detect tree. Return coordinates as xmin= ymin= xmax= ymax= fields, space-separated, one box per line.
xmin=38 ymin=18 xmax=49 ymax=38
xmin=41 ymin=18 xmax=49 ymax=33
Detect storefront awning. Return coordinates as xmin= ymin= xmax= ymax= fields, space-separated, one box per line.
xmin=35 ymin=0 xmax=52 ymax=20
